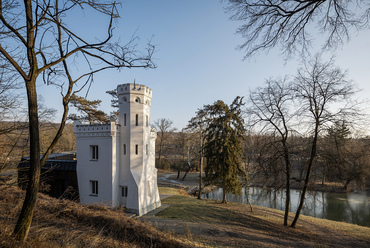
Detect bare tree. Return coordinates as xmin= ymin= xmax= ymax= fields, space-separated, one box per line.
xmin=0 ymin=67 xmax=27 ymax=176
xmin=180 ymin=131 xmax=199 ymax=181
xmin=187 ymin=108 xmax=208 ymax=199
xmin=247 ymin=78 xmax=295 ymax=226
xmin=170 ymin=130 xmax=200 ymax=180
xmin=321 ymin=121 xmax=370 ymax=191
xmin=153 ymin=118 xmax=176 ymax=168
xmin=247 ymin=55 xmax=360 ymax=227
xmin=0 ymin=65 xmax=24 ymax=136
xmin=227 ymin=0 xmax=370 ymax=58
xmin=0 ymin=0 xmax=155 ymax=240
xmin=290 ymin=55 xmax=358 ymax=227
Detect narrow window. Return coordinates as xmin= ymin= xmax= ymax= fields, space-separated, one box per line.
xmin=91 ymin=180 xmax=98 ymax=195
xmin=136 ymin=114 xmax=138 ymax=126
xmin=124 ymin=113 xmax=127 ymax=126
xmin=90 ymin=145 xmax=98 ymax=160
xmin=135 ymin=144 xmax=138 ymax=155
xmin=121 ymin=186 xmax=128 ymax=197
xmin=146 ymin=115 xmax=149 ymax=127
xmin=123 ymin=144 xmax=126 ymax=155
xmin=146 ymin=144 xmax=148 ymax=155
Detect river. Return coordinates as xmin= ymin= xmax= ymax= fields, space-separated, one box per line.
xmin=202 ymin=187 xmax=370 ymax=227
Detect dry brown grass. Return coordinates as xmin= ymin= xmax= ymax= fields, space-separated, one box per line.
xmin=150 ymin=193 xmax=370 ymax=248
xmin=0 ymin=186 xmax=197 ymax=248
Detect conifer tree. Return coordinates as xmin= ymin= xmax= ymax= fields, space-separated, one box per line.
xmin=203 ymin=97 xmax=246 ymax=203
xmin=68 ymin=94 xmax=109 ymax=124
xmin=106 ymin=89 xmax=119 ymax=120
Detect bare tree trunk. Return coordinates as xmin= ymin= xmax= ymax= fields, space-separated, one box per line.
xmin=158 ymin=146 xmax=162 ymax=168
xmin=182 ymin=163 xmax=193 ymax=181
xmin=291 ymin=125 xmax=318 ymax=227
xmin=13 ymin=79 xmax=40 ymax=240
xmin=246 ymin=186 xmax=253 ymax=212
xmin=181 ymin=167 xmax=190 ymax=181
xmin=244 ymin=165 xmax=253 ymax=212
xmin=222 ymin=180 xmax=227 ymax=203
xmin=283 ymin=145 xmax=291 ymax=226
xmin=198 ymin=133 xmax=204 ymax=199
xmin=12 ymin=0 xmax=39 ymax=239
xmin=198 ymin=156 xmax=203 ymax=199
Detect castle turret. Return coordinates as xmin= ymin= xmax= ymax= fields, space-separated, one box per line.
xmin=74 ymin=82 xmax=160 ymax=216
xmin=117 ymin=83 xmax=160 ymax=215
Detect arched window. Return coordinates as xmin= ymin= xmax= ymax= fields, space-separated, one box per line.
xmin=135 ymin=97 xmax=141 ymax=103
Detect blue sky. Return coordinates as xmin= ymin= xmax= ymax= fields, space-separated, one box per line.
xmin=36 ymin=0 xmax=370 ymax=130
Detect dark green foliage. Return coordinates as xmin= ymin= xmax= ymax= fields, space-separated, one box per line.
xmin=106 ymin=89 xmax=119 ymax=120
xmin=203 ymin=97 xmax=246 ymax=203
xmin=68 ymin=94 xmax=109 ymax=124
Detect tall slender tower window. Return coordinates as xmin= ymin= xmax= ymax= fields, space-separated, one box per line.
xmin=90 ymin=180 xmax=98 ymax=195
xmin=135 ymin=144 xmax=138 ymax=155
xmin=136 ymin=114 xmax=139 ymax=126
xmin=123 ymin=144 xmax=126 ymax=155
xmin=124 ymin=113 xmax=127 ymax=126
xmin=146 ymin=115 xmax=149 ymax=127
xmin=90 ymin=145 xmax=98 ymax=160
xmin=146 ymin=144 xmax=148 ymax=155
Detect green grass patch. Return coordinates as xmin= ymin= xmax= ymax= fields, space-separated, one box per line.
xmin=157 ymin=195 xmax=249 ymax=225
xmin=158 ymin=186 xmax=182 ymax=195
xmin=157 ymin=193 xmax=370 ymax=244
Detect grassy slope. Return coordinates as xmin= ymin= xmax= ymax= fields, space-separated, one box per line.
xmin=0 ymin=186 xmax=197 ymax=248
xmin=1 ymin=179 xmax=369 ymax=248
xmin=155 ymin=185 xmax=370 ymax=248
xmin=158 ymin=195 xmax=370 ymax=247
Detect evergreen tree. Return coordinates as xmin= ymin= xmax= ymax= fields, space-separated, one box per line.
xmin=203 ymin=97 xmax=246 ymax=203
xmin=106 ymin=89 xmax=119 ymax=120
xmin=68 ymin=94 xmax=109 ymax=124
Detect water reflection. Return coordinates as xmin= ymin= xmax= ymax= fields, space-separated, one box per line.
xmin=202 ymin=187 xmax=370 ymax=227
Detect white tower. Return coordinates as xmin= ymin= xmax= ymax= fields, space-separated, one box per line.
xmin=117 ymin=83 xmax=160 ymax=215
xmin=74 ymin=82 xmax=160 ymax=216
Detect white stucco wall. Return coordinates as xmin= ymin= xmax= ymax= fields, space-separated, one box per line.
xmin=75 ymin=83 xmax=161 ymax=216
xmin=75 ymin=122 xmax=120 ymax=206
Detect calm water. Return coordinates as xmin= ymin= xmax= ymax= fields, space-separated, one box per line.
xmin=202 ymin=187 xmax=370 ymax=227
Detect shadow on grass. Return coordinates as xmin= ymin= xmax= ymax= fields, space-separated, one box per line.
xmin=157 ymin=195 xmax=369 ymax=248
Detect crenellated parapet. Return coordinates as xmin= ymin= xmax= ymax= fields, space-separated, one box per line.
xmin=117 ymin=83 xmax=152 ymax=105
xmin=74 ymin=121 xmax=120 ymax=138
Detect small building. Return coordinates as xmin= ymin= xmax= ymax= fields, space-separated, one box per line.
xmin=18 ymin=151 xmax=78 ymax=199
xmin=74 ymin=83 xmax=161 ymax=216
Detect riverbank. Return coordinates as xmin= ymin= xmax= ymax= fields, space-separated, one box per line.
xmin=141 ymin=178 xmax=370 ymax=247
xmin=1 ymin=172 xmax=369 ymax=247
xmin=250 ymin=173 xmax=368 ymax=193
xmin=159 ymin=170 xmax=369 ymax=194
xmin=160 ymin=172 xmax=370 ymax=227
